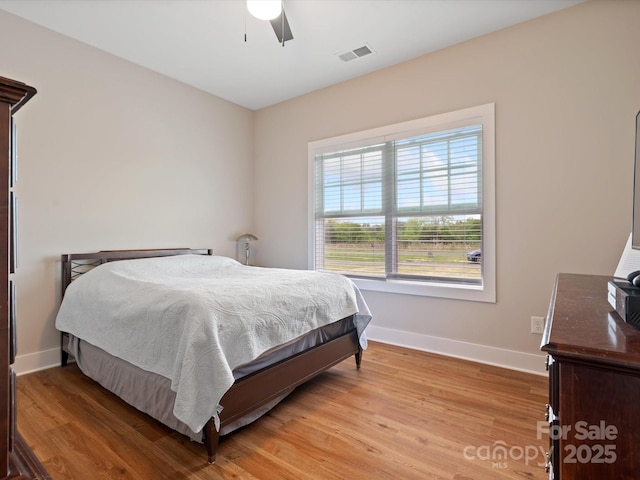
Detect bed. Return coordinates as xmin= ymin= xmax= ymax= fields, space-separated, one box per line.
xmin=55 ymin=248 xmax=371 ymax=463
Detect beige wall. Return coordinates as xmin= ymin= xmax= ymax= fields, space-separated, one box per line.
xmin=3 ymin=1 xmax=639 ymax=374
xmin=253 ymin=0 xmax=640 ymax=371
xmin=0 ymin=11 xmax=255 ymax=370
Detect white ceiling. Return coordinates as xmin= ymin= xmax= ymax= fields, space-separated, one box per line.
xmin=0 ymin=0 xmax=584 ymax=110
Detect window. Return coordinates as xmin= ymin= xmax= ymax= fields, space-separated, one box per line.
xmin=308 ymin=104 xmax=495 ymax=302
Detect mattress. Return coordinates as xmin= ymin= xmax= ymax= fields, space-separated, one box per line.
xmin=66 ymin=315 xmax=356 ymax=443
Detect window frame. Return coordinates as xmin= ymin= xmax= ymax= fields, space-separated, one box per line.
xmin=308 ymin=103 xmax=495 ymax=302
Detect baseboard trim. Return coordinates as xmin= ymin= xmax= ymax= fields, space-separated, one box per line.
xmin=366 ymin=325 xmax=547 ymax=376
xmin=13 ymin=347 xmax=61 ymax=376
xmin=14 ymin=327 xmax=547 ymax=377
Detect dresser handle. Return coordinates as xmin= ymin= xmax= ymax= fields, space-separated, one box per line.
xmin=545 ymin=449 xmax=553 ymax=473
xmin=545 ymin=354 xmax=555 ymax=371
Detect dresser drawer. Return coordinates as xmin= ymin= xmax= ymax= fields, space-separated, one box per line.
xmin=9 ymin=281 xmax=16 ymax=365
xmin=10 ymin=192 xmax=17 ymax=274
xmin=9 ymin=369 xmax=16 ymax=451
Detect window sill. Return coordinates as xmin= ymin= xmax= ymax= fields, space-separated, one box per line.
xmin=351 ymin=276 xmax=496 ymax=303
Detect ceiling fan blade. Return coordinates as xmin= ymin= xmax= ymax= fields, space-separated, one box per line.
xmin=270 ymin=8 xmax=293 ymax=44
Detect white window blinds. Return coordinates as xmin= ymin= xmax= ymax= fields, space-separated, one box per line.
xmin=313 ymin=123 xmax=484 ymax=285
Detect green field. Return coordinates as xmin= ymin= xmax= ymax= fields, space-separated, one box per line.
xmin=321 ymin=244 xmax=481 ymax=278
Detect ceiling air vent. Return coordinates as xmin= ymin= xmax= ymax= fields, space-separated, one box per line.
xmin=338 ymin=44 xmax=374 ymax=63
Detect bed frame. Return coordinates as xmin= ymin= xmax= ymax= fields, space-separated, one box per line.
xmin=59 ymin=248 xmax=363 ymax=463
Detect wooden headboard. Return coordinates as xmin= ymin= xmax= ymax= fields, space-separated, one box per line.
xmin=60 ymin=248 xmax=213 ymax=297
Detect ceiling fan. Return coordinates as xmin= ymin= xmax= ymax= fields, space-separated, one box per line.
xmin=246 ymin=0 xmax=293 ymax=46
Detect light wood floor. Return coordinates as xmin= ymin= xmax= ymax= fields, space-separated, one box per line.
xmin=17 ymin=342 xmax=548 ymax=480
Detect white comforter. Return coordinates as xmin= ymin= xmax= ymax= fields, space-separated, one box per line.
xmin=55 ymin=254 xmax=371 ymax=434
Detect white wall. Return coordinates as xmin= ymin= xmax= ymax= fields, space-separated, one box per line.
xmin=0 ymin=11 xmax=255 ymax=372
xmin=253 ymin=0 xmax=640 ymax=373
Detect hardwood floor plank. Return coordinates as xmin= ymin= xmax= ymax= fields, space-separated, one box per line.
xmin=16 ymin=342 xmax=548 ymax=479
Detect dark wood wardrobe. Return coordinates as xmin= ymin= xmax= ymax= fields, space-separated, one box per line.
xmin=0 ymin=75 xmax=49 ymax=479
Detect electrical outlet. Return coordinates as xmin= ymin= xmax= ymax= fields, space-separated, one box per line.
xmin=531 ymin=316 xmax=545 ymax=334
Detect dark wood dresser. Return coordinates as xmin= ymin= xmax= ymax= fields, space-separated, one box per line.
xmin=0 ymin=76 xmax=49 ymax=479
xmin=541 ymin=273 xmax=640 ymax=479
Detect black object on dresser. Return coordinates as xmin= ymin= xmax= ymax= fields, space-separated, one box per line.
xmin=541 ymin=273 xmax=640 ymax=480
xmin=0 ymin=76 xmax=49 ymax=479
